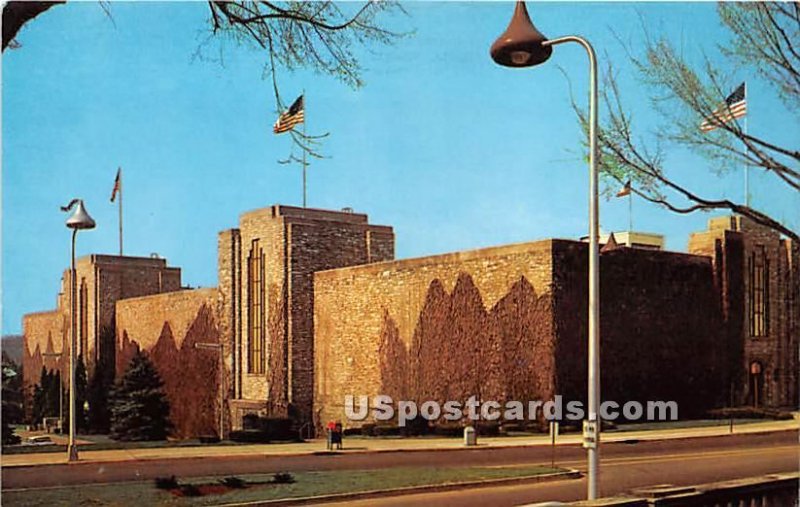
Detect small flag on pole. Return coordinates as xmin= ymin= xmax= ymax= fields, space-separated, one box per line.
xmin=273 ymin=95 xmax=305 ymax=134
xmin=616 ymin=180 xmax=632 ymax=198
xmin=700 ymin=82 xmax=746 ymax=132
xmin=110 ymin=167 xmax=121 ymax=202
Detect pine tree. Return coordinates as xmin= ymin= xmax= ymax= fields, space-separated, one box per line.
xmin=75 ymin=356 xmax=88 ymax=432
xmin=46 ymin=370 xmax=60 ymax=419
xmin=110 ymin=351 xmax=171 ymax=441
xmin=87 ymin=325 xmax=116 ymax=433
xmin=31 ymin=367 xmax=61 ymax=425
xmin=2 ymin=362 xmax=22 ymax=445
xmin=31 ymin=367 xmax=47 ymax=425
xmin=87 ymin=362 xmax=112 ymax=433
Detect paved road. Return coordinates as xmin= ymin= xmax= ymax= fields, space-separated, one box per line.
xmin=3 ymin=430 xmax=796 ymax=494
xmin=322 ymin=433 xmax=799 ymax=506
xmin=4 ymin=419 xmax=795 ymax=468
xmin=2 ymin=420 xmax=798 ymax=468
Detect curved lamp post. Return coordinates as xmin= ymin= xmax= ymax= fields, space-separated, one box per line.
xmin=490 ymin=2 xmax=601 ymax=500
xmin=62 ymin=199 xmax=95 ymax=462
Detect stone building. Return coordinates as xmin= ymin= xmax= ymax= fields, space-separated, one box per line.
xmin=689 ymin=216 xmax=799 ymax=408
xmin=22 ymin=255 xmax=181 ymax=412
xmin=217 ymin=205 xmax=394 ymax=430
xmin=313 ymin=214 xmax=797 ymax=427
xmin=96 ymin=205 xmax=392 ymax=437
xmin=314 ymin=238 xmax=728 ymax=427
xmin=22 ymin=206 xmax=798 ymax=438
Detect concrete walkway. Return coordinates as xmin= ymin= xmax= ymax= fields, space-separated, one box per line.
xmin=2 ymin=419 xmax=795 ymax=469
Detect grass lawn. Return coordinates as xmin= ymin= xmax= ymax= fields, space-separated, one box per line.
xmin=1 ymin=465 xmax=564 ymax=506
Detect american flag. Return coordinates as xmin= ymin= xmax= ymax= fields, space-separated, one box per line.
xmin=110 ymin=167 xmax=121 ymax=202
xmin=616 ymin=180 xmax=632 ymax=198
xmin=700 ymin=83 xmax=746 ymax=132
xmin=273 ymin=95 xmax=305 ymax=134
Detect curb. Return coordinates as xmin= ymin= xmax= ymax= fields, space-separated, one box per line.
xmin=214 ymin=469 xmax=583 ymax=507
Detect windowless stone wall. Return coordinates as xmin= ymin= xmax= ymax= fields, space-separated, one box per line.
xmin=314 ymin=238 xmax=731 ymax=429
xmin=116 ymin=288 xmax=221 ymax=438
xmin=552 ymin=241 xmax=726 ymax=417
xmin=314 ymin=240 xmax=556 ymax=429
xmin=22 ymin=310 xmax=67 ymax=417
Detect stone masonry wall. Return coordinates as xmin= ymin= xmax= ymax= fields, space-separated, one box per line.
xmin=286 ymin=214 xmax=394 ymax=423
xmin=230 ymin=205 xmax=394 ymax=428
xmin=314 ymin=240 xmax=556 ymax=430
xmin=116 ymin=288 xmax=222 ymax=438
xmin=67 ymin=256 xmax=181 ymax=373
xmin=315 ymin=238 xmax=730 ymax=429
xmin=23 ymin=255 xmax=182 ymax=417
xmin=218 ymin=228 xmax=240 ymax=434
xmin=552 ymin=241 xmax=726 ymax=417
xmin=235 ymin=207 xmax=288 ymax=418
xmin=689 ymin=216 xmax=799 ymax=408
xmin=782 ymin=239 xmax=800 ymax=406
xmin=22 ymin=310 xmax=68 ymax=418
xmin=689 ymin=224 xmax=746 ymax=406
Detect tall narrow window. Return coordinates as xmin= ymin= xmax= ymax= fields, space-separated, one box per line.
xmin=748 ymin=245 xmax=769 ymax=337
xmin=79 ymin=278 xmax=88 ymax=357
xmin=248 ymin=239 xmax=266 ymax=373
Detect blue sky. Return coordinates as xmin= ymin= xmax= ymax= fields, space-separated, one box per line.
xmin=3 ymin=2 xmax=798 ymax=335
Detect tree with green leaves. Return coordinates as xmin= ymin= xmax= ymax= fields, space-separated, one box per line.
xmin=31 ymin=366 xmax=61 ymax=426
xmin=2 ymin=361 xmax=23 ymax=445
xmin=575 ymin=2 xmax=798 ymax=240
xmin=75 ymin=356 xmax=88 ymax=432
xmin=87 ymin=362 xmax=112 ymax=433
xmin=110 ymin=350 xmax=171 ymax=441
xmin=30 ymin=367 xmax=47 ymax=425
xmin=87 ymin=326 xmax=116 ymax=434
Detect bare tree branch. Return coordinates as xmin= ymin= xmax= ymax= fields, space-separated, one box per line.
xmin=205 ymin=1 xmax=409 ymax=159
xmin=5 ymin=1 xmax=409 ymax=163
xmin=570 ymin=3 xmax=799 ymax=240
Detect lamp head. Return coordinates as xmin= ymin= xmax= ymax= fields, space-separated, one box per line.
xmin=65 ymin=200 xmax=96 ymax=230
xmin=490 ymin=1 xmax=552 ymax=68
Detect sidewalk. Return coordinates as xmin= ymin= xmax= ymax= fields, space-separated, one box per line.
xmin=2 ymin=419 xmax=795 ymax=469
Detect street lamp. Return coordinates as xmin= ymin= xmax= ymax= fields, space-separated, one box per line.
xmin=62 ymin=199 xmax=95 ymax=462
xmin=490 ymin=2 xmax=601 ymax=500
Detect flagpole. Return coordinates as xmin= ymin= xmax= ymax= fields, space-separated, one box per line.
xmin=744 ymin=98 xmax=750 ymax=208
xmin=302 ymin=91 xmax=307 ymax=208
xmin=628 ymin=192 xmax=633 ymax=232
xmin=616 ymin=181 xmax=632 ymax=230
xmin=119 ymin=167 xmax=123 ymax=256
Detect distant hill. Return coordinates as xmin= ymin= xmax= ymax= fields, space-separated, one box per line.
xmin=2 ymin=335 xmax=23 ymax=365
